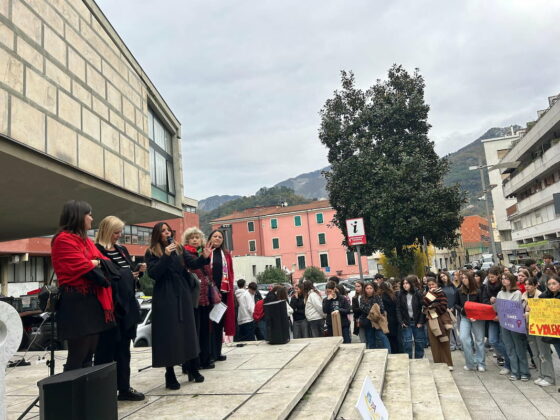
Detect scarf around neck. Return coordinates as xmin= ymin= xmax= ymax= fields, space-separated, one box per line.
xmin=210 ymin=249 xmax=230 ymax=292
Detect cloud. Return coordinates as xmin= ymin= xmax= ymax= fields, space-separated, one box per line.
xmin=96 ymin=0 xmax=560 ymax=199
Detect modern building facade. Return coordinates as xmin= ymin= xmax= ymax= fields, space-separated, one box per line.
xmin=0 ymin=0 xmax=184 ymax=242
xmin=500 ymin=94 xmax=560 ymax=261
xmin=460 ymin=215 xmax=491 ymax=262
xmin=210 ymin=201 xmax=369 ymax=281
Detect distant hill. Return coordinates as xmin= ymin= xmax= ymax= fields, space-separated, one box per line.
xmin=198 ymin=195 xmax=241 ymax=212
xmin=274 ymin=167 xmax=329 ymax=199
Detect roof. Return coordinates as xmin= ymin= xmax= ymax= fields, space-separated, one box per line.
xmin=211 ymin=200 xmax=332 ymax=223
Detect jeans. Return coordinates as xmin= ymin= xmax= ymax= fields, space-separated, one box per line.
xmin=401 ymin=325 xmax=425 ymax=359
xmin=358 ymin=327 xmax=366 ymax=344
xmin=237 ymin=321 xmax=256 ymax=341
xmin=308 ymin=319 xmax=324 ymax=338
xmin=450 ymin=311 xmax=462 ymax=350
xmin=527 ymin=334 xmax=556 ymax=384
xmin=488 ymin=321 xmax=510 ymax=369
xmin=460 ymin=318 xmax=486 ymax=368
xmin=501 ymin=327 xmax=529 ymax=378
xmin=292 ymin=319 xmax=308 ymax=339
xmin=363 ymin=323 xmax=391 ymax=352
xmin=255 ymin=320 xmax=266 ymax=340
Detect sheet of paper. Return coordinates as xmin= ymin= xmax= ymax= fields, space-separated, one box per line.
xmin=209 ymin=302 xmax=227 ymax=323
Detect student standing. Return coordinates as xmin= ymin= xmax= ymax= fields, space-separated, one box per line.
xmin=303 ymin=280 xmax=325 ymax=337
xmin=423 ymin=277 xmax=453 ymax=370
xmin=396 ymin=276 xmax=426 ymax=359
xmin=352 ymin=281 xmax=366 ymax=343
xmin=439 ymin=271 xmax=461 ymax=351
xmin=359 ymin=283 xmax=391 ymax=351
xmin=322 ymin=281 xmax=351 ymax=343
xmin=289 ymin=283 xmax=308 ymax=339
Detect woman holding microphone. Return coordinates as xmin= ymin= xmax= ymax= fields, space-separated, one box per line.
xmin=145 ymin=222 xmax=212 ymax=389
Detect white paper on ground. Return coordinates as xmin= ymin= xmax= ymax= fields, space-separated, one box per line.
xmin=209 ymin=302 xmax=227 ymax=323
xmin=355 ymin=375 xmax=389 ymax=420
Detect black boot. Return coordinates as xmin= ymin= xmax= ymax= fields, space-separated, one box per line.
xmin=188 ymin=371 xmax=205 ymax=383
xmin=165 ymin=367 xmax=180 ymax=390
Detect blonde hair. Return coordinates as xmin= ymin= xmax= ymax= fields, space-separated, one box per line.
xmin=181 ymin=227 xmax=205 ymax=246
xmin=95 ymin=216 xmax=125 ymax=248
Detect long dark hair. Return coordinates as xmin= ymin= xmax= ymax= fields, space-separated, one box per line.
xmin=460 ymin=271 xmax=478 ymax=294
xmin=149 ymin=222 xmax=182 ymax=257
xmin=380 ymin=281 xmax=396 ymax=301
xmin=53 ymin=200 xmax=92 ymax=242
xmin=401 ymin=276 xmax=417 ymax=294
xmin=208 ymin=229 xmax=229 ymax=252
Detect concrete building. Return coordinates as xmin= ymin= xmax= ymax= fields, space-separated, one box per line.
xmin=0 ymin=0 xmax=184 ymax=243
xmin=460 ymin=215 xmax=491 ymax=263
xmin=211 ymin=200 xmax=368 ymax=281
xmin=501 ymin=94 xmax=560 ymax=261
xmin=232 ymin=256 xmax=277 ymax=283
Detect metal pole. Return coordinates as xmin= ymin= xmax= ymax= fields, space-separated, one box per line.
xmin=356 ymin=245 xmax=364 ymax=281
xmin=479 ymin=158 xmax=498 ymax=262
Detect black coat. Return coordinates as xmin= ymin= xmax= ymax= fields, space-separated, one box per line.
xmin=396 ymin=291 xmax=425 ymax=327
xmin=381 ymin=293 xmax=399 ymax=336
xmin=289 ymin=295 xmax=306 ymax=322
xmin=322 ymin=295 xmax=350 ymax=328
xmin=456 ymin=289 xmax=482 ymax=316
xmin=146 ymin=249 xmax=206 ymax=367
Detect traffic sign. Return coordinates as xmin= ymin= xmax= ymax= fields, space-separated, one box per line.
xmin=346 ymin=218 xmax=367 ymax=246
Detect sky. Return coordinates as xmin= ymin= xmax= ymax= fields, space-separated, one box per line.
xmin=96 ymin=0 xmax=560 ymax=200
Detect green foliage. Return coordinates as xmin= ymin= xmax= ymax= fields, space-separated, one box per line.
xmin=138 ymin=274 xmax=155 ymax=296
xmin=303 ymin=266 xmax=327 ymax=283
xmin=199 ymin=186 xmax=312 ymax=235
xmin=256 ymin=266 xmax=288 ymax=284
xmin=319 ymin=65 xmax=466 ymax=277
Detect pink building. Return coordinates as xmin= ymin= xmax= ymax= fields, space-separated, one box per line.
xmin=211 ymin=200 xmax=368 ymax=281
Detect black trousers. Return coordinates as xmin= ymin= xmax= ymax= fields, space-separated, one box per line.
xmin=198 ymin=305 xmax=212 ymax=366
xmin=95 ymin=326 xmax=134 ymax=391
xmin=66 ymin=333 xmax=99 ymax=371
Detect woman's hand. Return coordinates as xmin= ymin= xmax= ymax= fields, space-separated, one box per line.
xmin=164 ymin=243 xmax=177 ymax=256
xmin=91 ymin=259 xmax=100 ymax=267
xmin=490 ymin=297 xmax=496 ymax=304
xmin=202 ymin=241 xmax=214 ymax=258
xmin=416 ymin=323 xmax=423 ymax=329
xmin=138 ymin=263 xmax=147 ymax=273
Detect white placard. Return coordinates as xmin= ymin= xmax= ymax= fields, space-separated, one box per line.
xmin=209 ymin=302 xmax=228 ymax=323
xmin=355 ymin=375 xmax=389 ymax=420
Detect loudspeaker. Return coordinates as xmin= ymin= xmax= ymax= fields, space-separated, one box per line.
xmin=38 ymin=362 xmax=117 ymax=420
xmin=264 ymin=300 xmax=290 ymax=345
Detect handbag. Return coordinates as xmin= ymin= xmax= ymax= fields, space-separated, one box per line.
xmin=209 ymin=281 xmax=222 ymax=304
xmin=38 ymin=271 xmax=59 ymax=312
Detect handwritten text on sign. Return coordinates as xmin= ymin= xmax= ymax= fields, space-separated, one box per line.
xmin=495 ymin=299 xmax=526 ymax=333
xmin=527 ymin=299 xmax=560 ymax=338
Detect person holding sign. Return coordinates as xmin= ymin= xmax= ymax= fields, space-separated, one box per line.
xmin=422 ymin=278 xmax=453 ymax=370
xmin=538 ymin=275 xmax=560 ymax=375
xmin=323 ymin=281 xmax=351 ymax=343
xmin=497 ymin=272 xmax=529 ymax=382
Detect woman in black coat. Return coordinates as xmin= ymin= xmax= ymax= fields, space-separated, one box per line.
xmin=380 ymin=282 xmax=401 ymax=353
xmin=145 ymin=222 xmax=211 ymax=390
xmin=396 ymin=276 xmax=426 ymax=359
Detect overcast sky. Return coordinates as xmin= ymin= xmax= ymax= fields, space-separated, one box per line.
xmin=97 ymin=0 xmax=560 ymax=200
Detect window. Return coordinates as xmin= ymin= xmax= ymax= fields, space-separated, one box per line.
xmin=318 ymin=233 xmax=326 ymax=245
xmin=252 ymin=265 xmax=257 ymax=277
xmin=296 ymin=235 xmax=304 ymax=247
xmin=316 ymin=213 xmax=324 ymax=224
xmin=247 ymin=221 xmax=255 ymax=232
xmin=272 ymin=238 xmax=279 ymax=249
xmin=149 ymin=108 xmax=175 ymax=204
xmin=297 ymin=255 xmax=306 ymax=270
xmin=249 ymin=240 xmax=256 ymax=252
xmin=346 ymin=251 xmax=356 ymax=265
xmin=270 ymin=218 xmax=278 ymax=229
xmin=294 ymin=215 xmax=302 ymax=227
xmin=319 ymin=253 xmax=329 ymax=268
xmin=275 ymin=257 xmax=281 ymax=268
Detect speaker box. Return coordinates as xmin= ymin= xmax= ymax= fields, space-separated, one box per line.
xmin=38 ymin=362 xmax=117 ymax=420
xmin=264 ymin=300 xmax=290 ymax=345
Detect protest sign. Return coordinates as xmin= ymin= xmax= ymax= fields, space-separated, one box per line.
xmin=527 ymin=299 xmax=560 ymax=338
xmin=464 ymin=301 xmax=496 ymax=320
xmin=495 ymin=299 xmax=525 ymax=333
xmin=355 ymin=376 xmax=388 ymax=420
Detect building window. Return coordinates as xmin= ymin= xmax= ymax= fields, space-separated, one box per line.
xmin=252 ymin=265 xmax=257 ymax=277
xmin=271 ymin=218 xmax=278 ymax=229
xmin=318 ymin=233 xmax=326 ymax=245
xmin=296 ymin=235 xmax=304 ymax=247
xmin=272 ymin=238 xmax=279 ymax=249
xmin=297 ymin=255 xmax=306 ymax=270
xmin=247 ymin=221 xmax=255 ymax=232
xmin=294 ymin=215 xmax=302 ymax=227
xmin=346 ymin=251 xmax=356 ymax=265
xmin=275 ymin=257 xmax=281 ymax=268
xmin=316 ymin=213 xmax=324 ymax=224
xmin=319 ymin=253 xmax=329 ymax=268
xmin=249 ymin=240 xmax=256 ymax=252
xmin=148 ymin=108 xmax=175 ymax=205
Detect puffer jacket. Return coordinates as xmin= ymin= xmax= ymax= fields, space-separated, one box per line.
xmin=305 ymin=290 xmax=324 ymax=321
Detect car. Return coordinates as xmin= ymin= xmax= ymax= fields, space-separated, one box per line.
xmin=134 ymin=302 xmax=152 ymax=347
xmin=314 ymin=282 xmax=327 ymax=296
xmin=481 ymin=261 xmax=494 ymax=270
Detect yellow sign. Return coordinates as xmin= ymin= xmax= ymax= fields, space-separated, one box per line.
xmin=528 ymin=299 xmax=560 ymax=338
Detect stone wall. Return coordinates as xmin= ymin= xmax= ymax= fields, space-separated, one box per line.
xmin=0 ymin=0 xmax=179 ymax=198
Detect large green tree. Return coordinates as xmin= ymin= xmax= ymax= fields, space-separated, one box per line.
xmin=319 ymin=65 xmax=465 ymax=276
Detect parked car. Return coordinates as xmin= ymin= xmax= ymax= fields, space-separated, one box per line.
xmin=133 ymin=302 xmax=152 ymax=347
xmin=481 ymin=261 xmax=494 ymax=270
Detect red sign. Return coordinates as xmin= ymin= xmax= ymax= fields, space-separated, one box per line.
xmin=464 ymin=301 xmax=497 ymax=321
xmin=346 ymin=218 xmax=367 ymax=246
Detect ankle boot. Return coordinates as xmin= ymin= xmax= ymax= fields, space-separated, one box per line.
xmin=165 ymin=367 xmax=180 ymax=390
xmin=188 ymin=370 xmax=204 ymax=383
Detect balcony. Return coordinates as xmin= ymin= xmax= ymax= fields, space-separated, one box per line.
xmin=503 ymin=140 xmax=560 ymax=197
xmin=512 ymin=217 xmax=560 ymax=242
xmin=506 ymin=204 xmax=518 ymax=218
xmin=515 ymin=181 xmax=560 ymax=216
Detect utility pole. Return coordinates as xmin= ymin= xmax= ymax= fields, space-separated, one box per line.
xmin=478 ymin=157 xmax=498 ymax=261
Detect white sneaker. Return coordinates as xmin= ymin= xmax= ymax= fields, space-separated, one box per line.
xmin=478 ymin=366 xmax=486 ymax=372
xmin=534 ymin=378 xmax=544 ymax=385
xmin=464 ymin=365 xmax=475 ymax=371
xmin=448 ymin=366 xmax=454 ymax=371
xmin=499 ymin=368 xmax=510 ymax=375
xmin=537 ymin=379 xmax=553 ymax=387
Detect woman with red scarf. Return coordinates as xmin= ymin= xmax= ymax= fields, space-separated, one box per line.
xmin=207 ymin=230 xmax=235 ymax=362
xmin=51 ymin=200 xmax=114 ymax=371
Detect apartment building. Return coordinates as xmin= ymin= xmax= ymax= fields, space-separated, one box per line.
xmin=460 ymin=215 xmax=491 ymax=262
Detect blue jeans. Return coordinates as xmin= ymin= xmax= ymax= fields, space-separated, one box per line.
xmin=363 ymin=323 xmax=391 ymax=352
xmin=460 ymin=318 xmax=486 ymax=368
xmin=488 ymin=321 xmax=510 ymax=369
xmin=501 ymin=327 xmax=529 ymax=378
xmin=237 ymin=321 xmax=256 ymax=341
xmin=401 ymin=325 xmax=425 ymax=359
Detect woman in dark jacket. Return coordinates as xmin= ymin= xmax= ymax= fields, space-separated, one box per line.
xmin=94 ymin=216 xmax=145 ymax=401
xmin=539 ymin=275 xmax=560 ymax=362
xmin=439 ymin=271 xmax=462 ymax=351
xmin=352 ymin=281 xmax=365 ymax=343
xmin=396 ymin=275 xmax=426 ymax=359
xmin=359 ymin=283 xmax=391 ymax=351
xmin=289 ymin=283 xmax=308 ymax=339
xmin=145 ymin=222 xmax=211 ymax=389
xmin=380 ymin=282 xmax=400 ymax=353
xmin=322 ymin=281 xmax=351 ymax=343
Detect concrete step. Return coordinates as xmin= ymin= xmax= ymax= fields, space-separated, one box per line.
xmin=228 ymin=337 xmax=343 ymax=420
xmin=409 ymin=359 xmax=444 ymax=420
xmin=289 ymin=343 xmax=365 ymax=420
xmin=336 ymin=349 xmax=389 ymax=420
xmin=381 ymin=353 xmax=413 ymax=419
xmin=431 ymin=363 xmax=472 ymax=420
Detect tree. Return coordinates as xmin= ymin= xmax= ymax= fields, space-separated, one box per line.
xmin=319 ymin=65 xmax=465 ymax=277
xmin=256 ymin=267 xmax=288 ymax=284
xmin=138 ymin=274 xmax=155 ymax=296
xmin=303 ymin=266 xmax=326 ymax=283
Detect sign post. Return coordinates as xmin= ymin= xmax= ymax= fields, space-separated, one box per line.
xmin=346 ymin=218 xmax=367 ymax=282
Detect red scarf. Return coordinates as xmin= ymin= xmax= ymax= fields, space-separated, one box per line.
xmin=51 ymin=231 xmax=114 ymax=322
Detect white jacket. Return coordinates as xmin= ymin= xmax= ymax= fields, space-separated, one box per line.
xmin=237 ymin=290 xmax=255 ymax=325
xmin=305 ymin=290 xmax=325 ymax=321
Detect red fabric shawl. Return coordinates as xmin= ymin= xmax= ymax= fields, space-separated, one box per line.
xmin=51 ymin=231 xmax=114 ymax=322
xmin=223 ymin=251 xmax=236 ymax=336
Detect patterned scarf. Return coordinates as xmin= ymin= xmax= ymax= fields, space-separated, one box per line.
xmin=210 ymin=249 xmax=230 ymax=292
